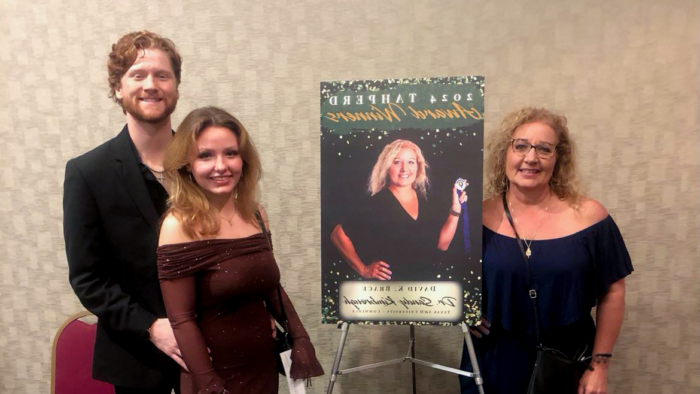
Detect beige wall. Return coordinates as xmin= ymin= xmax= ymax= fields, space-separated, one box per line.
xmin=0 ymin=0 xmax=697 ymax=393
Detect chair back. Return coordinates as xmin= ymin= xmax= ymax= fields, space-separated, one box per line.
xmin=52 ymin=311 xmax=114 ymax=394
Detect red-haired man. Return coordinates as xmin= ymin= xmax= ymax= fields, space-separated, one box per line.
xmin=63 ymin=31 xmax=183 ymax=394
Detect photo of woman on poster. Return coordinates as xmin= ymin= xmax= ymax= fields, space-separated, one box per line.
xmin=330 ymin=139 xmax=468 ymax=281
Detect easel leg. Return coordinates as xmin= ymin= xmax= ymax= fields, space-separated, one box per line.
xmin=410 ymin=325 xmax=416 ymax=394
xmin=325 ymin=323 xmax=485 ymax=393
xmin=326 ymin=322 xmax=350 ymax=394
xmin=462 ymin=323 xmax=485 ymax=394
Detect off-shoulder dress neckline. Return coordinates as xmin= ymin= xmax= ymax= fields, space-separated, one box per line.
xmin=484 ymin=215 xmax=612 ymax=242
xmin=157 ymin=232 xmax=265 ymax=249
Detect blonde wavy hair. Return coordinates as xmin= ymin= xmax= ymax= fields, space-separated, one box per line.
xmin=486 ymin=107 xmax=580 ymax=202
xmin=368 ymin=139 xmax=429 ymax=198
xmin=163 ymin=107 xmax=262 ymax=239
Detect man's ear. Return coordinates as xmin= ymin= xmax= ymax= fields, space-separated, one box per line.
xmin=115 ymin=83 xmax=123 ymax=100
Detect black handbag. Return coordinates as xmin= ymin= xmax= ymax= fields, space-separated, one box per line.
xmin=502 ymin=193 xmax=592 ymax=394
xmin=255 ymin=211 xmax=293 ymax=376
xmin=529 ymin=346 xmax=590 ymax=394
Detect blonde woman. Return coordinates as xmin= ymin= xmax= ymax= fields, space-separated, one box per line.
xmin=460 ymin=107 xmax=633 ymax=394
xmin=331 ymin=139 xmax=468 ymax=280
xmin=157 ymin=107 xmax=323 ymax=394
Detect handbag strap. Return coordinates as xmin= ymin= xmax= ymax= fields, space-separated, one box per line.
xmin=253 ymin=210 xmax=289 ymax=330
xmin=501 ymin=192 xmax=543 ymax=347
xmin=254 ymin=210 xmax=272 ymax=250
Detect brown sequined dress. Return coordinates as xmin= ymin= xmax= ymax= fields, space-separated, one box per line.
xmin=157 ymin=233 xmax=324 ymax=394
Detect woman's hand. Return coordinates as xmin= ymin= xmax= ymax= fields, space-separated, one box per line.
xmin=362 ymin=260 xmax=392 ymax=280
xmin=578 ymin=365 xmax=608 ymax=394
xmin=270 ymin=315 xmax=277 ymax=339
xmin=451 ymin=183 xmax=469 ymax=213
xmin=579 ymin=277 xmax=623 ymax=393
xmin=468 ymin=317 xmax=491 ymax=338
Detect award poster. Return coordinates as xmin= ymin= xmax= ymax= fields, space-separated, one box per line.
xmin=321 ymin=76 xmax=484 ymax=326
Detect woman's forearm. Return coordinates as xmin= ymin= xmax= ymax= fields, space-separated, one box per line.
xmin=330 ymin=224 xmax=366 ymax=276
xmin=593 ymin=278 xmax=626 ymax=356
xmin=437 ymin=214 xmax=460 ymax=251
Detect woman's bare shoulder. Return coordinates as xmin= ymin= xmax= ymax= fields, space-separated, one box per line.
xmin=574 ymin=197 xmax=609 ymax=226
xmin=482 ymin=195 xmax=501 ymax=213
xmin=482 ymin=195 xmax=503 ymax=229
xmin=159 ymin=212 xmax=194 ymax=246
xmin=256 ymin=203 xmax=270 ymax=230
xmin=256 ymin=203 xmax=267 ymax=218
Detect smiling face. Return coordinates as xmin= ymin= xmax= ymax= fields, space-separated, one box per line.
xmin=115 ymin=49 xmax=179 ymax=124
xmin=387 ymin=147 xmax=418 ymax=189
xmin=506 ymin=121 xmax=558 ymax=191
xmin=189 ymin=126 xmax=243 ymax=200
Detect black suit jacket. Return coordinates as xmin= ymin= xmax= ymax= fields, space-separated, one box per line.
xmin=63 ymin=126 xmax=179 ymax=388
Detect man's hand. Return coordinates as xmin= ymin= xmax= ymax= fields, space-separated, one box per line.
xmin=149 ymin=318 xmax=188 ymax=371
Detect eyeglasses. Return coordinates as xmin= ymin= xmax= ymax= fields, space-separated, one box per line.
xmin=510 ymin=138 xmax=557 ymax=158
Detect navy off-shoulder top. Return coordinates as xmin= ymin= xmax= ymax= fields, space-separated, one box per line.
xmin=482 ymin=215 xmax=633 ymax=332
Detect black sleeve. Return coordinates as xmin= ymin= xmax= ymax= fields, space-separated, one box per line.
xmin=339 ymin=194 xmax=373 ymax=252
xmin=63 ymin=159 xmax=157 ymax=337
xmin=592 ymin=216 xmax=634 ymax=299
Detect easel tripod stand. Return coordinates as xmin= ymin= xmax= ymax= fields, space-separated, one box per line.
xmin=326 ymin=322 xmax=485 ymax=394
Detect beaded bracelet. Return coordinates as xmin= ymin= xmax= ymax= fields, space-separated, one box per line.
xmin=591 ymin=353 xmax=613 ymax=365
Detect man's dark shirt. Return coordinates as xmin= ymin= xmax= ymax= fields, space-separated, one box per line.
xmin=129 ymin=138 xmax=168 ymax=218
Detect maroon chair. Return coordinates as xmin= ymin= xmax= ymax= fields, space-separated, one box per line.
xmin=52 ymin=311 xmax=115 ymax=394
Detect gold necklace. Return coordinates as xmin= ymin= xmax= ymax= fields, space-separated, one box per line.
xmin=143 ymin=163 xmax=165 ymax=184
xmin=220 ymin=213 xmax=235 ymax=226
xmin=509 ymin=201 xmax=548 ymax=258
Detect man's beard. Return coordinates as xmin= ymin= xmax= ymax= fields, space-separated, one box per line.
xmin=121 ymin=98 xmax=177 ymax=124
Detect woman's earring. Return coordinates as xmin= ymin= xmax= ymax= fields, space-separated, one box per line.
xmin=189 ymin=172 xmax=195 ymax=183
